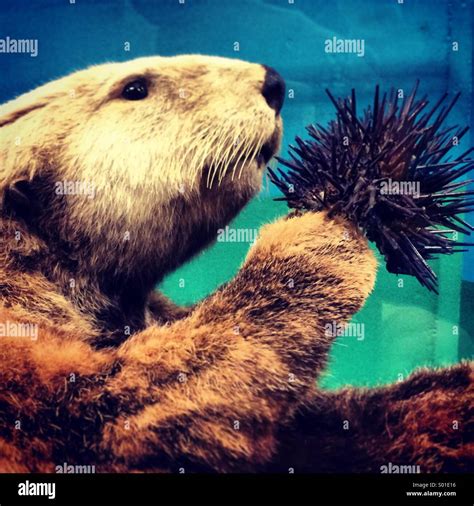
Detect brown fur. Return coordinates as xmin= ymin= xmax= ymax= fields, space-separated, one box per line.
xmin=0 ymin=56 xmax=472 ymax=472
xmin=273 ymin=362 xmax=474 ymax=472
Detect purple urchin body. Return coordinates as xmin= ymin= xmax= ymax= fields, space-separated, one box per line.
xmin=269 ymin=83 xmax=474 ymax=292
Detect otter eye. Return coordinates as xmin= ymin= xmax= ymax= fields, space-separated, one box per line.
xmin=122 ymin=79 xmax=148 ymax=100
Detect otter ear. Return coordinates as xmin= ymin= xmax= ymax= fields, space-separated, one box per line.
xmin=0 ymin=99 xmax=47 ymax=128
xmin=0 ymin=77 xmax=67 ymax=127
xmin=2 ymin=179 xmax=37 ymax=220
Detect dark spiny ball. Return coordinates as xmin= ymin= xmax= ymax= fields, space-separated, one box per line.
xmin=269 ymin=83 xmax=474 ymax=292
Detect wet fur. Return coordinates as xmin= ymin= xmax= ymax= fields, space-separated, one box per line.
xmin=0 ymin=56 xmax=472 ymax=472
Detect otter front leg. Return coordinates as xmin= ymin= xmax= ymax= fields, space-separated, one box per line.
xmin=100 ymin=212 xmax=377 ymax=471
xmin=145 ymin=291 xmax=193 ymax=325
xmin=272 ymin=362 xmax=474 ymax=472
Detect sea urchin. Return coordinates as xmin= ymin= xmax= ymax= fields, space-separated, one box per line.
xmin=269 ymin=83 xmax=474 ymax=292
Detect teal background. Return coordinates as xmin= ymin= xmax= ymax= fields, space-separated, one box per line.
xmin=1 ymin=0 xmax=473 ymax=388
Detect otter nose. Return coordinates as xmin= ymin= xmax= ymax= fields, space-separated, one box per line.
xmin=262 ymin=65 xmax=285 ymax=115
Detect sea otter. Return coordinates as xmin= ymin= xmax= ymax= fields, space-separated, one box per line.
xmin=0 ymin=55 xmax=472 ymax=472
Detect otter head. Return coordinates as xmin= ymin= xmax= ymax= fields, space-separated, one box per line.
xmin=0 ymin=55 xmax=284 ymax=300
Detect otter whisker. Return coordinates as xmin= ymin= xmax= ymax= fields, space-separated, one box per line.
xmin=211 ymin=124 xmax=238 ymax=184
xmin=206 ymin=125 xmax=233 ymax=188
xmin=227 ymin=118 xmax=262 ymax=182
xmin=230 ymin=130 xmax=254 ymax=182
xmin=210 ymin=119 xmax=244 ymax=187
xmin=188 ymin=122 xmax=223 ymax=189
xmin=203 ymin=118 xmax=236 ymax=187
xmin=217 ymin=121 xmax=249 ymax=183
xmin=236 ymin=127 xmax=266 ymax=181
